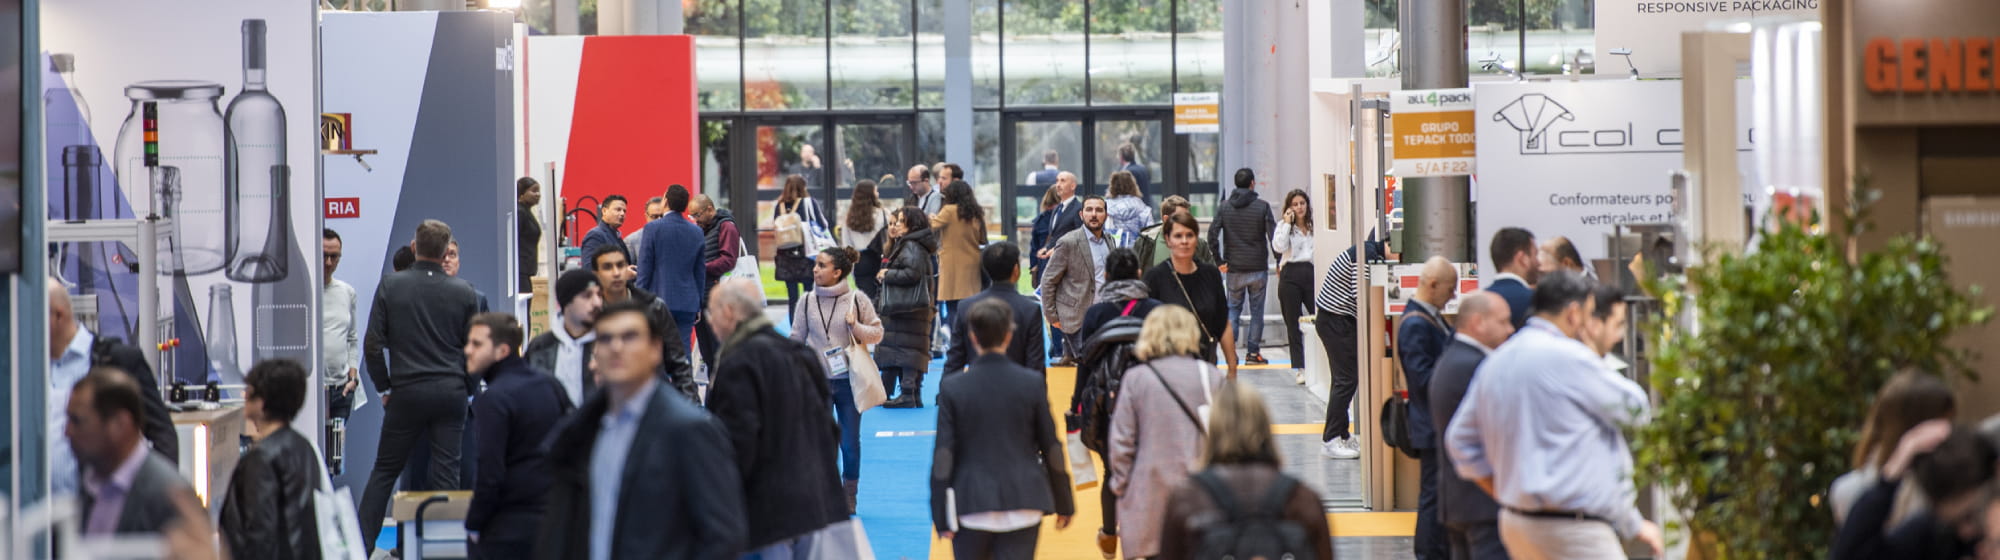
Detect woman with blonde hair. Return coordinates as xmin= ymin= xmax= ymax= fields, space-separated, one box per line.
xmin=1157 ymin=382 xmax=1333 ymax=560
xmin=1107 ymin=305 xmax=1225 ymax=559
xmin=1104 ymin=171 xmax=1155 ymax=247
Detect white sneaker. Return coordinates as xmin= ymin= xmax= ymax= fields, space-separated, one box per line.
xmin=1293 ymin=369 xmax=1306 ymax=385
xmin=1322 ymin=436 xmax=1360 ymax=460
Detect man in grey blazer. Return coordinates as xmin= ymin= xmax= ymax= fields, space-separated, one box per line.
xmin=1039 ymin=195 xmax=1111 ymax=366
xmin=68 ymin=367 xmax=199 ymax=537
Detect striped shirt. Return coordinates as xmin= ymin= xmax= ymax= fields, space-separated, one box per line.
xmin=1316 ymin=246 xmax=1361 ymax=317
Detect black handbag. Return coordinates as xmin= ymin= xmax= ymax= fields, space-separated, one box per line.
xmin=774 ymin=242 xmax=814 ymax=283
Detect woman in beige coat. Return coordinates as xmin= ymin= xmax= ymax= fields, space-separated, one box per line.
xmin=931 ymin=180 xmax=987 ymax=315
xmin=1108 ymin=305 xmax=1225 ymax=559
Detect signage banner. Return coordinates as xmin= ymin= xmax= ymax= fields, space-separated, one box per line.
xmin=1391 ymin=88 xmax=1476 ymax=177
xmin=326 ymin=197 xmax=361 ymax=219
xmin=1174 ymin=92 xmax=1220 ymax=133
xmin=1594 ymin=0 xmax=1818 ymax=76
xmin=1472 ymin=80 xmax=1763 ymax=283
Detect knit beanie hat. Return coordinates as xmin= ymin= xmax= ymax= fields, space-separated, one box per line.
xmin=556 ymin=268 xmax=598 ymax=309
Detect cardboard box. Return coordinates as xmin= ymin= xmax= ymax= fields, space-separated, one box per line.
xmin=1925 ymin=196 xmax=2000 ymax=422
xmin=527 ymin=276 xmax=550 ymax=342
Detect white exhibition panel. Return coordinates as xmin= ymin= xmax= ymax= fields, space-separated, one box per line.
xmin=1594 ymin=0 xmax=1818 ymax=76
xmin=1472 ymin=79 xmax=1761 ymax=282
xmin=521 ymin=36 xmax=585 ymax=199
xmin=43 ymin=0 xmax=323 ymax=440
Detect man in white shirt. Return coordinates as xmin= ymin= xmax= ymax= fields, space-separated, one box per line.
xmin=523 ymin=269 xmax=604 ymax=405
xmin=323 ymin=229 xmax=360 ymax=448
xmin=624 ymin=196 xmax=666 ymax=272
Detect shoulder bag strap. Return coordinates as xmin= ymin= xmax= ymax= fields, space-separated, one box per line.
xmin=1192 ymin=470 xmax=1243 ymax=520
xmin=1121 ymin=300 xmax=1139 ymax=316
xmin=1388 ymin=311 xmax=1438 ymax=396
xmin=1146 ymin=364 xmax=1205 ymax=433
xmin=1258 ymin=475 xmax=1300 ymax=517
xmin=1169 ymin=269 xmax=1216 ymax=346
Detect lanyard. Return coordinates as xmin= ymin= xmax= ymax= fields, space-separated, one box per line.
xmin=814 ymin=293 xmax=841 ymax=341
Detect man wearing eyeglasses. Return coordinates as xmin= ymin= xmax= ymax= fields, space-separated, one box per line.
xmin=908 ymin=164 xmax=943 ymax=216
xmin=322 ymin=228 xmax=359 ymax=454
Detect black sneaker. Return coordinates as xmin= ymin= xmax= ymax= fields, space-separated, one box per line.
xmin=884 ymin=394 xmax=924 ymax=409
xmin=1245 ymin=352 xmax=1269 ymax=365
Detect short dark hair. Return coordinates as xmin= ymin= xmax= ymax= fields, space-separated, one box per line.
xmin=587 ymin=243 xmax=628 ymax=271
xmin=1233 ymin=168 xmax=1255 ymax=190
xmin=1119 ymin=143 xmax=1136 ymax=163
xmin=76 ymin=367 xmax=146 ymax=428
xmin=470 ymin=312 xmax=525 ymax=354
xmin=965 ymin=298 xmax=1014 ymax=349
xmin=245 ymin=359 xmax=309 ymax=423
xmin=323 ymin=228 xmax=341 ymax=243
xmin=597 ymin=299 xmax=666 ymax=344
xmin=1082 ymin=195 xmax=1107 ymax=209
xmin=1530 ymin=270 xmax=1594 ymax=317
xmin=1042 ymin=150 xmax=1059 ymax=165
xmin=1164 ymin=210 xmax=1201 ymax=238
xmin=517 ymin=176 xmax=539 ymax=196
xmin=665 ymin=184 xmax=691 ymax=212
xmin=1105 ymin=248 xmax=1141 ymax=282
xmin=1550 ymin=236 xmax=1584 ymax=268
xmin=913 ymin=165 xmax=934 ymax=182
xmin=939 ymin=163 xmax=964 ymax=182
xmin=1590 ymin=284 xmax=1625 ymax=320
xmin=980 ymin=243 xmax=1020 ymax=282
xmin=414 ymin=219 xmax=453 ymax=260
xmin=392 ymin=246 xmax=416 ymax=271
xmin=600 ymin=195 xmax=628 ymax=212
xmin=1912 ymin=428 xmax=1998 ymax=504
xmin=1490 ymin=227 xmax=1537 ymax=271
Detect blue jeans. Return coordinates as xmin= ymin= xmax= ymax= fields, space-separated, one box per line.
xmin=743 ymin=530 xmax=817 ymax=560
xmin=829 ymin=377 xmax=861 ymax=481
xmin=1225 ymin=270 xmax=1268 ymax=353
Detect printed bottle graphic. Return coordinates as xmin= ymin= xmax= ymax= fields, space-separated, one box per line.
xmin=225 ymin=18 xmax=291 ymax=283
xmin=116 ymin=82 xmax=229 ymax=274
xmin=206 ymin=284 xmax=241 ymax=383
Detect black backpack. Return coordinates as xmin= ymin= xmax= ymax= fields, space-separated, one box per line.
xmin=1190 ymin=471 xmax=1318 ymax=560
xmin=1069 ymin=301 xmax=1146 ymax=454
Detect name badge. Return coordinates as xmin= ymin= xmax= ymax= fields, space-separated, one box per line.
xmin=823 ymin=346 xmax=849 ymax=377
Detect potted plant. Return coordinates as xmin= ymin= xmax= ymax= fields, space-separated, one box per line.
xmin=1636 ymin=197 xmax=1991 ymax=558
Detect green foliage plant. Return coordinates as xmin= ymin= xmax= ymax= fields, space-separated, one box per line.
xmin=1637 ymin=197 xmax=1991 ymax=558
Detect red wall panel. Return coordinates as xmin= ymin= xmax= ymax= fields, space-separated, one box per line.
xmin=561 ymin=35 xmax=698 ymax=237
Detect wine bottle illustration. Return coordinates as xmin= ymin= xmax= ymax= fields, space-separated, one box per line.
xmin=225 ymin=18 xmax=290 ymax=283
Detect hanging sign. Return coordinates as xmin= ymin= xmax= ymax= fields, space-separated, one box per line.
xmin=1594 ymin=0 xmax=1819 ymax=76
xmin=1391 ymin=88 xmax=1475 ymax=177
xmin=1174 ymin=92 xmax=1220 ymax=133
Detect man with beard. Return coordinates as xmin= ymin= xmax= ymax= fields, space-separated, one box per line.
xmin=690 ymin=194 xmax=739 ymax=365
xmin=524 ymin=268 xmax=606 ymax=406
xmin=581 ymin=244 xmax=698 ymax=400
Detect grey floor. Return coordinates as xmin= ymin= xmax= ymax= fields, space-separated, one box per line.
xmin=1238 ymin=349 xmax=1415 ymax=559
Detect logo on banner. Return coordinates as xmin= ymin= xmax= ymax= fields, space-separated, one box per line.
xmin=326 ymin=197 xmax=360 ymax=219
xmin=1489 ymin=94 xmax=1750 ymax=155
xmin=1490 ymin=94 xmax=1574 ymax=154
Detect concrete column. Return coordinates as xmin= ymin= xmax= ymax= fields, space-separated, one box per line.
xmin=553 ymin=0 xmax=579 ymax=35
xmin=1222 ymin=0 xmax=1310 ymax=203
xmin=1397 ymin=0 xmax=1470 ymax=261
xmin=1322 ymin=0 xmax=1366 ymax=78
xmin=600 ymin=0 xmax=683 ymax=35
xmin=943 ymin=0 xmax=973 ymax=173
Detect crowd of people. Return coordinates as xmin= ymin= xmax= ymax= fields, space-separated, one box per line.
xmin=42 ymin=156 xmax=2000 ymax=560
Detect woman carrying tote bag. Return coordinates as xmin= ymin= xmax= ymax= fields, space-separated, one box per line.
xmin=774 ymin=173 xmax=831 ymax=310
xmin=790 ymin=246 xmax=885 ymax=515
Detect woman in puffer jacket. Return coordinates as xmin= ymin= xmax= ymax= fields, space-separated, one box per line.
xmin=1104 ymin=170 xmax=1155 ymax=248
xmin=874 ymin=206 xmax=938 ymax=408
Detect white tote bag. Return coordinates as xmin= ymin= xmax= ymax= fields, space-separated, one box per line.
xmin=312 ymin=446 xmax=368 ymax=560
xmin=725 ymin=236 xmax=762 ymax=285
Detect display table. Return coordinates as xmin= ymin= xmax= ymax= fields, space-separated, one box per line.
xmin=171 ymin=406 xmax=243 ymax=509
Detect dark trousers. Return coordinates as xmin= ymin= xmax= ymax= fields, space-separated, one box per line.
xmin=359 ymin=386 xmax=468 ymax=553
xmin=1317 ymin=311 xmax=1360 ymax=441
xmin=1048 ymin=321 xmax=1066 ymax=359
xmin=830 ymin=378 xmax=861 ymax=481
xmin=1417 ymin=448 xmax=1447 ymax=560
xmin=952 ymin=524 xmax=1041 ymax=560
xmin=468 ymin=510 xmax=540 ymax=560
xmin=696 ymin=311 xmax=720 ymax=372
xmin=882 ymin=365 xmax=921 ymax=399
xmin=1447 ymin=521 xmax=1510 ymax=560
xmin=1278 ymin=263 xmax=1314 ymax=368
xmin=1098 ymin=455 xmax=1118 ymax=534
xmin=672 ymin=310 xmax=698 ymax=355
xmin=785 ymin=280 xmax=808 ymax=312
xmin=326 ymin=386 xmax=353 ymax=475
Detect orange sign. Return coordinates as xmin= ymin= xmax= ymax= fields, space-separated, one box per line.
xmin=1174 ymin=92 xmax=1220 ymax=133
xmin=1391 ymin=88 xmax=1475 ymax=177
xmin=1863 ymin=37 xmax=2000 ymax=93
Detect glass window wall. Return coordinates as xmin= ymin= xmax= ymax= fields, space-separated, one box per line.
xmin=1089 ymin=0 xmax=1173 ymax=105
xmin=744 ymin=0 xmax=828 ymax=110
xmin=999 ymin=0 xmax=1087 ymax=106
xmin=689 ymin=0 xmax=744 ymax=111
xmin=833 ymin=0 xmax=914 ymax=109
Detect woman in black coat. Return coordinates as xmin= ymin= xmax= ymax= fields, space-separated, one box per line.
xmin=875 ymin=206 xmax=937 ymax=408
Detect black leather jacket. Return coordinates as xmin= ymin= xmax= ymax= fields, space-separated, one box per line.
xmin=220 ymin=427 xmax=321 ymax=560
xmin=528 ymin=286 xmax=698 ymax=401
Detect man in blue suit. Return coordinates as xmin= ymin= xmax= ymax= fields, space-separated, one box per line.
xmin=1399 ymin=256 xmax=1458 ymax=560
xmin=1427 ymin=291 xmax=1515 ymax=559
xmin=636 ymin=185 xmax=707 ymax=345
xmin=1485 ymin=227 xmax=1541 ymax=330
xmin=1029 ymin=150 xmax=1062 ymax=189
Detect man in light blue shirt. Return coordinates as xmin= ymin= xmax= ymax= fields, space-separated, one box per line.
xmin=1444 ymin=271 xmax=1662 ymax=558
xmin=47 ymin=281 xmax=178 ymax=495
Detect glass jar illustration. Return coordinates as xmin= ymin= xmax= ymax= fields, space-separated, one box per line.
xmin=207 ymin=283 xmax=242 ymax=383
xmin=225 ymin=19 xmax=291 ymax=283
xmin=116 ymin=81 xmax=229 ymax=275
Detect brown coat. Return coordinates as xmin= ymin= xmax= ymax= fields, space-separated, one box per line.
xmin=1157 ymin=464 xmax=1335 ymax=560
xmin=930 ymin=204 xmax=986 ymax=301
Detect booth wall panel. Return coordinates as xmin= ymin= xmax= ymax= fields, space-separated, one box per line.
xmin=524 ymin=35 xmax=699 ymax=240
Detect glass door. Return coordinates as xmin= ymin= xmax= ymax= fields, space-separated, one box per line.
xmin=1092 ymin=117 xmax=1164 ymax=202
xmin=1003 ymin=117 xmax=1084 ymax=253
xmin=1000 ymin=110 xmax=1176 ymax=248
xmin=831 ymin=117 xmax=917 ymax=221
